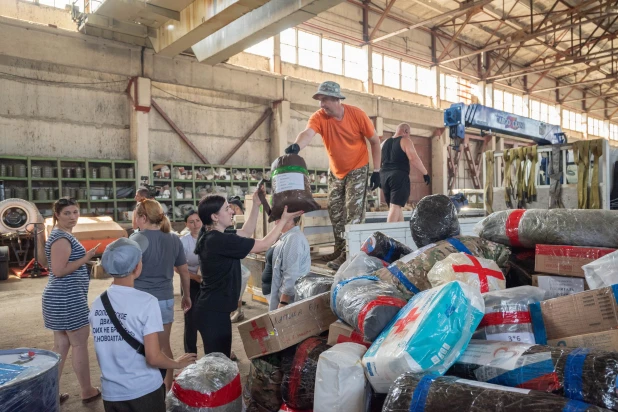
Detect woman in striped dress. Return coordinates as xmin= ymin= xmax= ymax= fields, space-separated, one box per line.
xmin=42 ymin=198 xmax=101 ymax=405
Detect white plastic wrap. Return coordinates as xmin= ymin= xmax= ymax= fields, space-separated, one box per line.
xmin=333 ymin=252 xmax=387 ymax=285
xmin=474 ymin=286 xmax=546 ymax=344
xmin=314 ymin=343 xmax=367 ymax=412
xmin=167 ymin=353 xmax=242 ymax=412
xmin=583 ymin=250 xmax=618 ymax=290
xmin=362 ymin=281 xmax=485 ymax=393
xmin=427 ymin=252 xmax=506 ymax=293
xmin=240 ymin=264 xmax=251 ymax=300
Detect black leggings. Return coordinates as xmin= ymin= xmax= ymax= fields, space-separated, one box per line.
xmin=193 ymin=308 xmax=232 ymax=358
xmin=183 ymin=280 xmax=202 ymax=354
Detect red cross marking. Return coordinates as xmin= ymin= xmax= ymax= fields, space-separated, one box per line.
xmin=249 ymin=320 xmax=269 ymax=354
xmin=392 ymin=307 xmax=420 ymax=334
xmin=452 ymin=254 xmax=505 ymax=293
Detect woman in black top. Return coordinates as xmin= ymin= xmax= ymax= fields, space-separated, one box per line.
xmin=193 ymin=189 xmax=303 ymax=357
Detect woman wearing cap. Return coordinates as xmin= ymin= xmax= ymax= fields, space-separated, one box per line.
xmin=42 ymin=198 xmax=102 ymax=404
xmin=193 ymin=188 xmax=303 ymax=357
xmin=130 ymin=199 xmax=192 ymax=391
xmin=179 ymin=210 xmax=202 ymax=354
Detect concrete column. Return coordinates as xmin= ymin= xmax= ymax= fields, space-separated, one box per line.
xmin=431 ymin=65 xmax=440 ymax=109
xmin=271 ymin=34 xmax=282 ymax=74
xmin=480 ymin=81 xmax=493 ymax=107
xmin=362 ymin=44 xmax=373 ymax=94
xmin=582 ymin=113 xmax=589 ymax=139
xmin=523 ymin=94 xmax=530 ymax=117
xmin=270 ymin=100 xmax=290 ymax=163
xmin=128 ymin=77 xmax=151 ymax=183
xmin=431 ymin=129 xmax=449 ymax=195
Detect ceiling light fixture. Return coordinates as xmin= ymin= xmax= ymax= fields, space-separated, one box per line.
xmin=167 ymin=24 xmax=174 ymax=30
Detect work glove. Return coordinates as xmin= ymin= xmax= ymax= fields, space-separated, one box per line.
xmin=423 ymin=174 xmax=431 ymax=186
xmin=285 ymin=143 xmax=301 ymax=155
xmin=369 ymin=171 xmax=381 ymax=191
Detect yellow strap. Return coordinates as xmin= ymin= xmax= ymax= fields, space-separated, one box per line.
xmin=485 ymin=151 xmax=495 ymax=214
xmin=503 ymin=149 xmax=514 ymax=207
xmin=572 ymin=140 xmax=590 ymax=209
xmin=527 ymin=145 xmax=538 ymax=201
xmin=515 ymin=148 xmax=526 ymax=205
xmin=589 ymin=139 xmax=603 ymax=209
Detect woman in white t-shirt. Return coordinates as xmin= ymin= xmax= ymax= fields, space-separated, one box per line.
xmin=179 ymin=210 xmax=202 ymax=354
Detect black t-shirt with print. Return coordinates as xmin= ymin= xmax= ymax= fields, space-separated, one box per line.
xmin=195 ymin=229 xmax=255 ymax=313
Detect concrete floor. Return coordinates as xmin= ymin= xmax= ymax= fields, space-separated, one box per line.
xmin=0 ymin=274 xmax=267 ymax=411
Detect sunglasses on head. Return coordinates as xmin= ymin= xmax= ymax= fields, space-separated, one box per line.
xmin=57 ymin=198 xmax=77 ymax=206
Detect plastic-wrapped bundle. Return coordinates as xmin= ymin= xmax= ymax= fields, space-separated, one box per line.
xmin=473 ymin=286 xmax=546 ymax=344
xmin=448 ymin=340 xmax=618 ymax=411
xmin=410 ymin=194 xmax=460 ymax=248
xmin=332 ymin=252 xmax=387 ymax=284
xmin=373 ymin=236 xmax=511 ymax=298
xmin=360 ymin=231 xmax=412 ymax=263
xmin=281 ymin=337 xmax=330 ymax=411
xmin=0 ymin=349 xmax=60 ymax=412
xmin=583 ymin=250 xmax=618 ymax=290
xmin=383 ymin=373 xmax=609 ymax=412
xmin=427 ymin=252 xmax=506 ymax=293
xmin=314 ymin=343 xmax=368 ymax=412
xmin=167 ymin=353 xmax=241 ymax=412
xmin=268 ymin=154 xmax=320 ymax=222
xmin=331 ymin=276 xmax=408 ymax=342
xmin=242 ymin=347 xmax=297 ymax=412
xmin=362 ymin=281 xmax=485 ymax=393
xmin=474 ymin=209 xmax=618 ymax=248
xmin=294 ymin=273 xmax=333 ymax=301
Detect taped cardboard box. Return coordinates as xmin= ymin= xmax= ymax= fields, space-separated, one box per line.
xmin=531 ymin=274 xmax=586 ymax=299
xmin=238 ymin=292 xmax=337 ymax=359
xmin=548 ymin=329 xmax=618 ymax=352
xmin=327 ymin=320 xmax=371 ymax=348
xmin=534 ymin=245 xmax=615 ymax=277
xmin=530 ymin=285 xmax=618 ymax=344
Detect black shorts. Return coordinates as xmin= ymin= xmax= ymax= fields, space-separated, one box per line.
xmin=103 ymin=384 xmax=166 ymax=412
xmin=381 ymin=170 xmax=410 ymax=207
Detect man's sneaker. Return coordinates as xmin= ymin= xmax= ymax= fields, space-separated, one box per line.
xmin=231 ymin=309 xmax=245 ymax=323
xmin=327 ymin=253 xmax=347 ymax=270
xmin=320 ymin=248 xmax=342 ymax=262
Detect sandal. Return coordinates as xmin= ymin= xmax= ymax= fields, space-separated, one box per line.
xmin=60 ymin=393 xmax=70 ymax=404
xmin=81 ymin=388 xmax=102 ymax=404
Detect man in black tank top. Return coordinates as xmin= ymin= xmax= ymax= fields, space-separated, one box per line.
xmin=380 ymin=123 xmax=430 ymax=222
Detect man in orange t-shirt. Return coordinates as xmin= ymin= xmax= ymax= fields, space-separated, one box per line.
xmin=285 ymin=81 xmax=381 ymax=269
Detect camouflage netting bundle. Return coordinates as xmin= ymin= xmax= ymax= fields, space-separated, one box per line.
xmin=373 ymin=236 xmax=511 ymax=298
xmin=294 ymin=273 xmax=333 ymax=302
xmin=410 ymin=194 xmax=460 ymax=248
xmin=242 ymin=347 xmax=297 ymax=412
xmin=331 ymin=276 xmax=408 ymax=342
xmin=475 ymin=209 xmax=618 ymax=248
xmin=448 ymin=340 xmax=618 ymax=411
xmin=473 ymin=286 xmax=546 ymax=344
xmin=383 ymin=373 xmax=610 ymax=412
xmin=360 ymin=231 xmax=413 ymax=263
xmin=268 ymin=154 xmax=320 ymax=222
xmin=280 ymin=337 xmax=330 ymax=411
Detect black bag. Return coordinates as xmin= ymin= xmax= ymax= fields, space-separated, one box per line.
xmin=101 ymin=291 xmax=166 ymax=379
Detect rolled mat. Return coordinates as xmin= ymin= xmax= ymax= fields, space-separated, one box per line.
xmin=268 ymin=154 xmax=320 ymax=222
xmin=166 ymin=353 xmax=241 ymax=412
xmin=383 ymin=373 xmax=610 ymax=412
xmin=474 ymin=209 xmax=618 ymax=249
xmin=362 ymin=281 xmax=485 ymax=393
xmin=448 ymin=339 xmax=618 ymax=411
xmin=281 ymin=337 xmax=330 ymax=411
xmin=294 ymin=273 xmax=333 ymax=302
xmin=410 ymin=194 xmax=460 ymax=248
xmin=360 ymin=231 xmax=413 ymax=263
xmin=473 ymin=286 xmax=546 ymax=344
xmin=373 ymin=236 xmax=511 ymax=298
xmin=330 ymin=276 xmax=408 ymax=342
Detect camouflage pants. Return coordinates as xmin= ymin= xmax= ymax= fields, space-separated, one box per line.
xmin=328 ymin=164 xmax=369 ymax=252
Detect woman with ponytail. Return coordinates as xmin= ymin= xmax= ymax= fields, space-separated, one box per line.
xmin=130 ymin=199 xmax=192 ymax=391
xmin=193 ymin=187 xmax=304 ymax=358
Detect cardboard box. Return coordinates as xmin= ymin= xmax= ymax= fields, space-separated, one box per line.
xmin=238 ymin=292 xmax=337 ymax=359
xmin=548 ymin=329 xmax=618 ymax=352
xmin=530 ymin=285 xmax=618 ymax=344
xmin=534 ymin=245 xmax=615 ymax=277
xmin=531 ymin=275 xmax=586 ymax=299
xmin=327 ymin=320 xmax=371 ymax=348
xmin=45 ymin=216 xmax=127 ymax=254
xmin=89 ymin=261 xmax=111 ymax=279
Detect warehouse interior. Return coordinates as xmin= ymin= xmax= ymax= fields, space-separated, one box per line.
xmin=2 ymin=0 xmax=618 ymax=411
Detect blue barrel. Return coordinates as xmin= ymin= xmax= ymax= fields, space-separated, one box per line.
xmin=0 ymin=349 xmax=60 ymax=412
